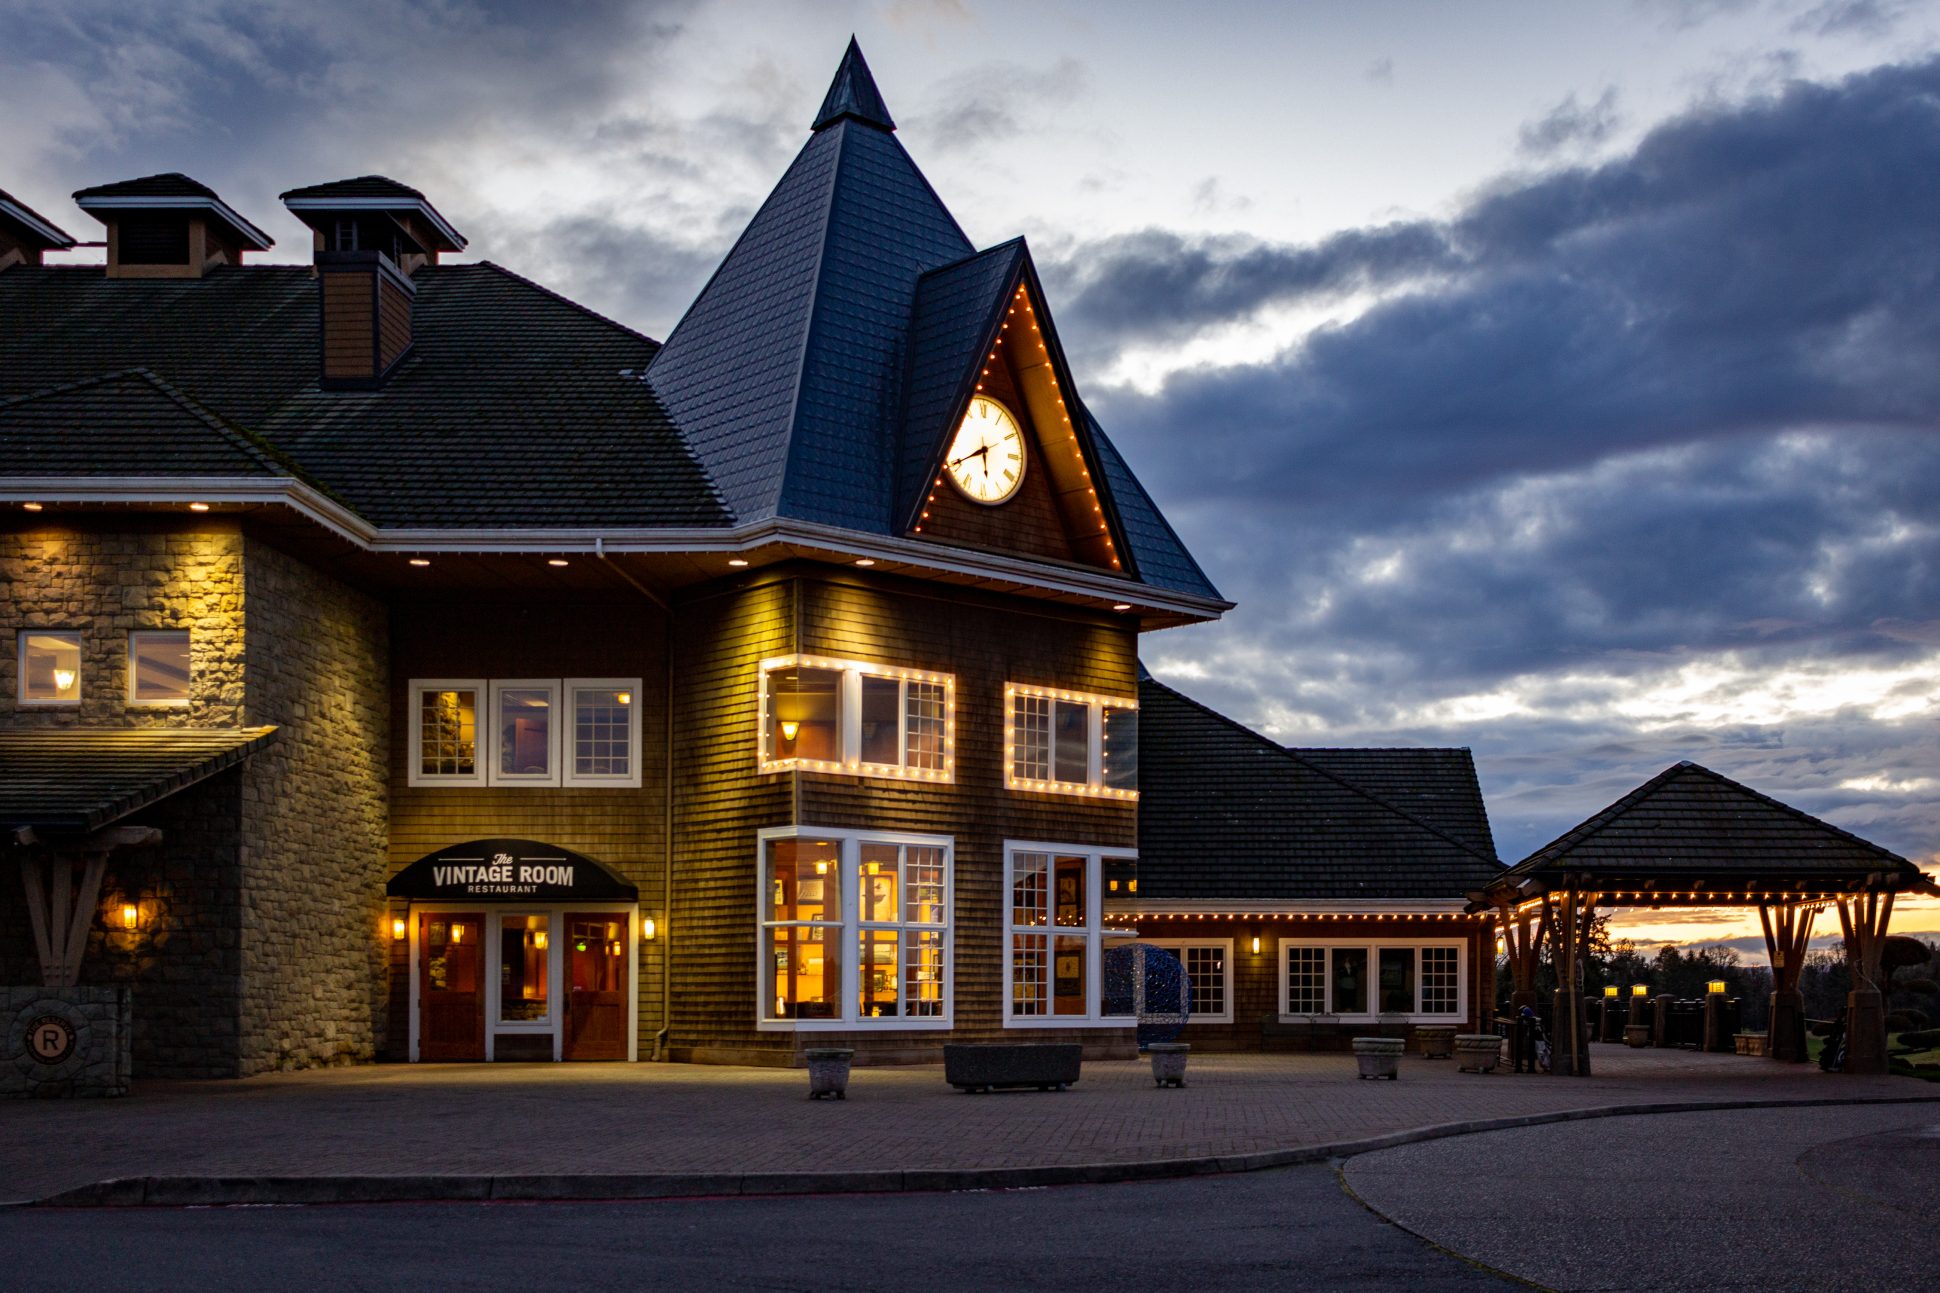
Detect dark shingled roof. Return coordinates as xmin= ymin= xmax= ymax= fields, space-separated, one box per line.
xmin=1137 ymin=678 xmax=1502 ymax=902
xmin=813 ymin=37 xmax=896 ymax=132
xmin=73 ymin=172 xmax=221 ymax=201
xmin=1088 ymin=412 xmax=1222 ymax=601
xmin=0 ymin=369 xmax=302 ymax=481
xmin=0 ymin=265 xmax=728 ymax=528
xmin=72 ymin=173 xmax=273 ymax=250
xmin=1290 ymin=747 xmax=1497 ymax=859
xmin=1493 ymin=762 xmax=1929 ymax=888
xmin=0 ymin=727 xmax=278 ymax=833
xmin=0 ymin=187 xmax=76 ymax=250
xmin=279 ymin=176 xmax=429 ymax=201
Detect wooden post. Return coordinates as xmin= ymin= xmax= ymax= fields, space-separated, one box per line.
xmin=1838 ymin=888 xmax=1893 ymax=1075
xmin=12 ymin=826 xmax=162 ymax=989
xmin=1761 ymin=901 xmax=1815 ymax=1063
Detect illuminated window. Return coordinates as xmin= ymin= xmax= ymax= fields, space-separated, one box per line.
xmin=565 ymin=678 xmax=642 ymax=787
xmin=1278 ymin=940 xmax=1465 ymax=1020
xmin=759 ymin=827 xmax=952 ymax=1029
xmin=497 ymin=914 xmax=551 ymax=1023
xmin=758 ymin=656 xmax=955 ymax=782
xmin=409 ymin=680 xmax=485 ymax=784
xmin=128 ymin=630 xmax=190 ymax=705
xmin=1004 ymin=685 xmax=1137 ymax=799
xmin=1139 ymin=939 xmax=1234 ymax=1024
xmin=490 ymin=680 xmax=559 ymax=786
xmin=1003 ymin=843 xmax=1135 ymax=1026
xmin=18 ymin=630 xmax=82 ymax=705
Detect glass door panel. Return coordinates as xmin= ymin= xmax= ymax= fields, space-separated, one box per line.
xmin=498 ymin=914 xmax=551 ymax=1023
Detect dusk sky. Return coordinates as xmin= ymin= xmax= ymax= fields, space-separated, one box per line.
xmin=7 ymin=0 xmax=1937 ymax=947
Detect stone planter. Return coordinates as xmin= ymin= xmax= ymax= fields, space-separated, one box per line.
xmin=1352 ymin=1036 xmax=1404 ymax=1080
xmin=1147 ymin=1042 xmax=1189 ymax=1088
xmin=805 ymin=1048 xmax=853 ymax=1100
xmin=1454 ymin=1034 xmax=1501 ymax=1073
xmin=1624 ymin=1024 xmax=1651 ymax=1048
xmin=944 ymin=1043 xmax=1083 ymax=1092
xmin=1416 ymin=1025 xmax=1457 ymax=1059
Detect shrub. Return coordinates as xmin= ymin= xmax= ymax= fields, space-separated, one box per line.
xmin=1898 ymin=1027 xmax=1940 ymax=1049
xmin=1885 ymin=1009 xmax=1929 ymax=1032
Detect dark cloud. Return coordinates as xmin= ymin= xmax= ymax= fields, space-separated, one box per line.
xmin=1518 ymin=88 xmax=1623 ymax=156
xmin=1792 ymin=0 xmax=1914 ymax=38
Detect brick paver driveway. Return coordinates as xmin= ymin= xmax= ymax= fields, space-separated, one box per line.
xmin=1 ymin=1047 xmax=1929 ymax=1203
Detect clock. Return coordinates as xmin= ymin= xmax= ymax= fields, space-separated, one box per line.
xmin=944 ymin=395 xmax=1026 ymax=505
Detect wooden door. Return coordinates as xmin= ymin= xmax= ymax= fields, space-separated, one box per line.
xmin=564 ymin=914 xmax=628 ymax=1060
xmin=419 ymin=913 xmax=484 ymax=1060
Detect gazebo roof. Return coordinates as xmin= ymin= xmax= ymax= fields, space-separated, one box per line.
xmin=1472 ymin=761 xmax=1936 ymax=908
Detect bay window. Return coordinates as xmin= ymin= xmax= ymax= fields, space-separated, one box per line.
xmin=759 ymin=656 xmax=954 ymax=781
xmin=1003 ymin=842 xmax=1137 ymax=1026
xmin=1279 ymin=940 xmax=1464 ymax=1021
xmin=1004 ymin=684 xmax=1137 ymax=799
xmin=759 ymin=827 xmax=952 ymax=1029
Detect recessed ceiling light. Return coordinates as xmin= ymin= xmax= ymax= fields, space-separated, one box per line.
xmin=409 ymin=558 xmax=431 ymax=567
xmin=188 ymin=502 xmax=211 ymax=512
xmin=21 ymin=502 xmax=41 ymax=512
xmin=728 ymin=558 xmax=749 ymax=568
xmin=1112 ymin=603 xmax=1132 ymax=612
xmin=854 ymin=558 xmax=876 ymax=567
xmin=547 ymin=558 xmax=570 ymax=567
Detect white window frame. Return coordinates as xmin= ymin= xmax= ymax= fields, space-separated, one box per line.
xmin=755 ymin=825 xmax=955 ymax=1032
xmin=563 ymin=677 xmax=644 ymax=788
xmin=407 ymin=678 xmax=488 ymax=787
xmin=489 ymin=679 xmax=562 ymax=786
xmin=17 ymin=629 xmax=83 ymax=706
xmin=126 ymin=629 xmax=191 ymax=707
xmin=1003 ymin=683 xmax=1137 ymax=801
xmin=1277 ymin=938 xmax=1467 ymax=1023
xmin=757 ymin=655 xmax=955 ymax=783
xmin=1142 ymin=938 xmax=1235 ymax=1024
xmin=1001 ymin=841 xmax=1137 ymax=1028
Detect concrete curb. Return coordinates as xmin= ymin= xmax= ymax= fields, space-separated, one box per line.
xmin=30 ymin=1094 xmax=1940 ymax=1208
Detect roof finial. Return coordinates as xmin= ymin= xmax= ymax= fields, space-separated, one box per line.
xmin=812 ymin=36 xmax=895 ymax=133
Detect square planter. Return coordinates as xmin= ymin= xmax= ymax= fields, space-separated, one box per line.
xmin=943 ymin=1043 xmax=1082 ymax=1092
xmin=1415 ymin=1025 xmax=1457 ymax=1059
xmin=1147 ymin=1042 xmax=1189 ymax=1088
xmin=1454 ymin=1034 xmax=1501 ymax=1073
xmin=805 ymin=1048 xmax=853 ymax=1100
xmin=1352 ymin=1036 xmax=1404 ymax=1080
xmin=1624 ymin=1024 xmax=1651 ymax=1048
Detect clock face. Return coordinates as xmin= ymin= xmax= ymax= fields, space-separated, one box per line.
xmin=944 ymin=396 xmax=1026 ymax=505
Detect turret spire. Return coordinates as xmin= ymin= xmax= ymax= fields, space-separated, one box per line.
xmin=812 ymin=37 xmax=895 ymax=133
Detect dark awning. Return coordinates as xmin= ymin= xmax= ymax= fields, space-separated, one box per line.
xmin=0 ymin=727 xmax=279 ymax=834
xmin=387 ymin=838 xmax=638 ymax=903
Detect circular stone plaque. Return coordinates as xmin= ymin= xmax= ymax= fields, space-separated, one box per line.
xmin=25 ymin=1014 xmax=77 ymax=1065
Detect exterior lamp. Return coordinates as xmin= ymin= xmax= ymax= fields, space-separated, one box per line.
xmin=533 ymin=930 xmax=548 ymax=949
xmin=1603 ymin=985 xmax=1619 ymax=999
xmin=450 ymin=924 xmax=463 ymax=944
xmin=188 ymin=502 xmax=211 ymax=512
xmin=1250 ymin=936 xmax=1261 ymax=955
xmin=1706 ymin=979 xmax=1727 ymax=996
xmin=121 ymin=903 xmax=141 ymax=931
xmin=390 ymin=917 xmax=407 ymax=941
xmin=641 ymin=916 xmax=657 ymax=941
xmin=1632 ymin=984 xmax=1649 ymax=998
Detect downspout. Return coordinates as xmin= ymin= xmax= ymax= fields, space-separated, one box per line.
xmin=596 ymin=539 xmax=676 ymax=1061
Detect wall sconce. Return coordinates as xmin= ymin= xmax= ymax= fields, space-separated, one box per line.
xmin=534 ymin=930 xmax=549 ymax=950
xmin=641 ymin=916 xmax=657 ymax=941
xmin=53 ymin=669 xmax=76 ymax=694
xmin=391 ymin=917 xmax=407 ymax=941
xmin=1251 ymin=936 xmax=1261 ymax=955
xmin=1603 ymin=985 xmax=1619 ymax=999
xmin=121 ymin=903 xmax=141 ymax=932
xmin=1632 ymin=984 xmax=1649 ymax=998
xmin=1706 ymin=979 xmax=1727 ymax=995
xmin=450 ymin=924 xmax=464 ymax=944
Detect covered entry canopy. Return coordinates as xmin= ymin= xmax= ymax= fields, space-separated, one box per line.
xmin=1470 ymin=762 xmax=1937 ymax=1074
xmin=388 ymin=838 xmax=638 ymax=904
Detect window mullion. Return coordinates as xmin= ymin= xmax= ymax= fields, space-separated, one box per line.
xmin=1087 ymin=705 xmax=1103 ymax=787
xmin=841 ymin=671 xmax=862 ymax=771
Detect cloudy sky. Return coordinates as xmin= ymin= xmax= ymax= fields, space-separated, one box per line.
xmin=7 ymin=0 xmax=1936 ymax=945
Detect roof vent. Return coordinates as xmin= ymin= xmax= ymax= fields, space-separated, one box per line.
xmin=72 ymin=173 xmax=272 ymax=279
xmin=279 ymin=176 xmax=466 ymax=276
xmin=0 ymin=188 xmax=76 ymax=271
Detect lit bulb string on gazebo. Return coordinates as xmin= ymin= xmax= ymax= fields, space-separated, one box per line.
xmin=915 ymin=286 xmax=1120 ymax=571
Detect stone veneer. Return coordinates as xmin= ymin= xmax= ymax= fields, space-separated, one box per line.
xmin=3 ymin=985 xmax=132 ymax=1097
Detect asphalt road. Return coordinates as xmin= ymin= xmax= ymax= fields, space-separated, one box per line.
xmin=0 ymin=1164 xmax=1512 ymax=1293
xmin=1345 ymin=1102 xmax=1940 ymax=1292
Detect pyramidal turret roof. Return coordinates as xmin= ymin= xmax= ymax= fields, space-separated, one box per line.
xmin=813 ymin=37 xmax=896 ymax=132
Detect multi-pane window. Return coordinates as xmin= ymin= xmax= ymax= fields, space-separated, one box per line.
xmin=128 ymin=630 xmax=190 ymax=705
xmin=1280 ymin=941 xmax=1465 ymax=1019
xmin=1141 ymin=940 xmax=1233 ymax=1023
xmin=410 ymin=677 xmax=641 ymax=788
xmin=17 ymin=630 xmax=81 ymax=705
xmin=1004 ymin=685 xmax=1137 ymax=800
xmin=1004 ymin=844 xmax=1135 ymax=1025
xmin=759 ymin=656 xmax=954 ymax=782
xmin=759 ymin=829 xmax=953 ymax=1029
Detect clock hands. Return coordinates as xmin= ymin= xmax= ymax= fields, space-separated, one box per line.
xmin=947 ymin=443 xmax=991 ymax=471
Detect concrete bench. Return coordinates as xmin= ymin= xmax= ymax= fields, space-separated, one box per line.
xmin=943 ymin=1043 xmax=1082 ymax=1092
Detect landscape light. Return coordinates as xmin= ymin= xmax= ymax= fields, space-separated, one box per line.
xmin=1707 ymin=980 xmax=1727 ymax=995
xmin=1632 ymin=984 xmax=1649 ymax=997
xmin=1604 ymin=985 xmax=1619 ymax=999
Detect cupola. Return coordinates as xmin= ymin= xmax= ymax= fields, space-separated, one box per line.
xmin=279 ymin=176 xmax=466 ymax=390
xmin=72 ymin=173 xmax=272 ymax=278
xmin=0 ymin=187 xmax=76 ymax=271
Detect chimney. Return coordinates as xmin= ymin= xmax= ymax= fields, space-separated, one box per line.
xmin=72 ymin=173 xmax=272 ymax=279
xmin=0 ymin=188 xmax=76 ymax=271
xmin=279 ymin=177 xmax=468 ymax=389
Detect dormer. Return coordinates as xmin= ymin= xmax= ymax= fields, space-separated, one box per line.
xmin=279 ymin=176 xmax=467 ymax=277
xmin=0 ymin=188 xmax=76 ymax=271
xmin=72 ymin=173 xmax=272 ymax=279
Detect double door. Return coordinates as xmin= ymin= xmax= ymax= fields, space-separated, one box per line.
xmin=416 ymin=908 xmax=632 ymax=1061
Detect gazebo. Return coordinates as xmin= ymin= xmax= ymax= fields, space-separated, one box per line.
xmin=1472 ymin=762 xmax=1937 ymax=1075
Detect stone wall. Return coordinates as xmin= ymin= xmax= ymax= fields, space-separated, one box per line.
xmin=237 ymin=536 xmax=390 ymax=1074
xmin=3 ymin=985 xmax=132 ymax=1097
